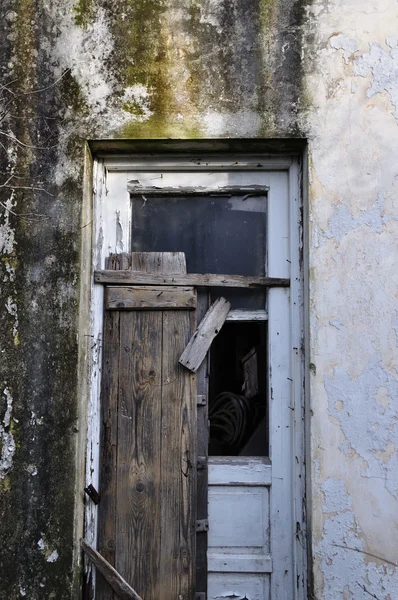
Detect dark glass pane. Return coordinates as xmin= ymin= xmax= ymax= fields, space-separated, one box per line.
xmin=131 ymin=194 xmax=267 ymax=309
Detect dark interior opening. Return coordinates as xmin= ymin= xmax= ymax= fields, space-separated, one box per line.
xmin=208 ymin=321 xmax=268 ymax=457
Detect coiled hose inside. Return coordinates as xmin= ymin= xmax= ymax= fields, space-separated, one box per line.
xmin=209 ymin=391 xmax=259 ymax=454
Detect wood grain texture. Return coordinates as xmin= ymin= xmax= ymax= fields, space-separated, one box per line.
xmin=115 ymin=309 xmax=163 ymax=600
xmin=95 ymin=270 xmax=290 ymax=289
xmin=160 ymin=309 xmax=196 ymax=600
xmin=179 ymin=297 xmax=231 ymax=373
xmin=131 ymin=252 xmax=187 ymax=274
xmin=128 ymin=185 xmax=269 ymax=196
xmin=98 ymin=252 xmax=196 ymax=600
xmin=105 ymin=286 xmax=196 ymax=310
xmin=81 ymin=540 xmax=143 ymax=600
xmin=97 ymin=310 xmax=120 ymax=600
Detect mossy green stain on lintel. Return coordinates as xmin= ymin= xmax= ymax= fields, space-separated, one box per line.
xmin=122 ymin=101 xmax=147 ymax=118
xmin=259 ymin=0 xmax=279 ymax=31
xmin=108 ymin=0 xmax=188 ymax=138
xmin=119 ymin=115 xmax=203 ymax=140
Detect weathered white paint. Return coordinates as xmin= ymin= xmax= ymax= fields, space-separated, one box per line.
xmin=226 ymin=310 xmax=268 ymax=322
xmin=208 ymin=459 xmax=271 ymax=600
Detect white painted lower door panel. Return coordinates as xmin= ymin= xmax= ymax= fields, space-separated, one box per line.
xmin=208 ymin=458 xmax=272 ymax=600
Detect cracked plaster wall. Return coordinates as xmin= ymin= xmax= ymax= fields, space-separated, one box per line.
xmin=0 ymin=0 xmax=397 ymax=598
xmin=304 ymin=0 xmax=398 ymax=598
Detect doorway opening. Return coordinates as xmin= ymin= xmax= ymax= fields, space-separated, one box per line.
xmin=209 ymin=321 xmax=268 ymax=457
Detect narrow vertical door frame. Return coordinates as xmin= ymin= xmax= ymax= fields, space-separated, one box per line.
xmin=84 ymin=152 xmax=307 ymax=600
xmin=267 ymin=164 xmax=307 ymax=600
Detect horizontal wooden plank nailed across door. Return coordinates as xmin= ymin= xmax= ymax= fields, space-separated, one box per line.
xmin=95 ymin=270 xmax=290 ymax=288
xmin=105 ymin=286 xmax=196 ymax=310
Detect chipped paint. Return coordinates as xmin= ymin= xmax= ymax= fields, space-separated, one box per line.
xmin=305 ymin=0 xmax=398 ymax=595
xmin=0 ymin=388 xmax=16 ymax=478
xmin=0 ymin=0 xmax=397 ymax=597
xmin=354 ymin=38 xmax=398 ymax=122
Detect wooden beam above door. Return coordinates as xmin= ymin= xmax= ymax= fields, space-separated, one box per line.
xmin=95 ymin=271 xmax=289 ymax=288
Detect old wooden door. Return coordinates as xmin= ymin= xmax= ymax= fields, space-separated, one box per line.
xmin=89 ymin=155 xmax=306 ymax=600
xmin=97 ymin=253 xmax=197 ymax=600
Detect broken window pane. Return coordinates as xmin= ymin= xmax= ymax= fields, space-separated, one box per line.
xmin=131 ymin=193 xmax=267 ymax=309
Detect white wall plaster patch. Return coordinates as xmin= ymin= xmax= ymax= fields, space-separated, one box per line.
xmin=0 ymin=192 xmax=16 ymax=257
xmin=322 ymin=478 xmax=352 ymax=513
xmin=5 ymin=296 xmax=18 ymax=340
xmin=37 ymin=539 xmax=45 ymax=551
xmin=38 ymin=538 xmax=59 ymax=562
xmin=325 ymin=355 xmax=398 ymax=498
xmin=329 ymin=318 xmax=344 ymax=330
xmin=354 ymin=39 xmax=398 ymax=122
xmin=318 ymin=477 xmax=398 ymax=598
xmin=46 ymin=550 xmax=59 ymax=563
xmin=318 ymin=507 xmax=398 ymax=599
xmin=202 ymin=110 xmax=261 ymax=137
xmin=0 ymin=387 xmax=15 ymax=478
xmin=330 ymin=34 xmax=358 ymax=64
xmin=325 ymin=194 xmax=389 ymax=241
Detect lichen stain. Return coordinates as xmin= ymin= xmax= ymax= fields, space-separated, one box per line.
xmin=111 ymin=0 xmax=203 ymax=138
xmin=73 ymin=0 xmax=94 ymax=28
xmin=0 ymin=388 xmax=16 ymax=479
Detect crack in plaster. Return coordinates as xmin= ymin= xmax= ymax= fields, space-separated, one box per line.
xmin=319 ymin=482 xmax=398 ymax=599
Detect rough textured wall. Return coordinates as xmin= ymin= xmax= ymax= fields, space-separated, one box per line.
xmin=0 ymin=0 xmax=397 ymax=598
xmin=0 ymin=1 xmax=305 ymax=598
xmin=303 ymin=1 xmax=398 ymax=598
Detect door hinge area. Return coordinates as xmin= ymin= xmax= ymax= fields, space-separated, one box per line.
xmin=84 ymin=484 xmax=101 ymax=505
xmin=197 ymin=395 xmax=207 ymax=406
xmin=197 ymin=456 xmax=207 ymax=470
xmin=196 ymin=519 xmax=209 ymax=532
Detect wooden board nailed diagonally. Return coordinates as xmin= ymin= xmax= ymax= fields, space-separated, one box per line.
xmin=179 ymin=297 xmax=231 ymax=373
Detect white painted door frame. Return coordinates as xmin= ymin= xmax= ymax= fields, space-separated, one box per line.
xmin=83 ymin=153 xmax=307 ymax=600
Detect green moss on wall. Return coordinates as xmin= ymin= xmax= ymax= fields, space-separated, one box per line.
xmin=73 ymin=0 xmax=94 ymax=27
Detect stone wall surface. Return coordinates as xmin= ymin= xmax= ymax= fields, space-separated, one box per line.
xmin=0 ymin=0 xmax=397 ymax=598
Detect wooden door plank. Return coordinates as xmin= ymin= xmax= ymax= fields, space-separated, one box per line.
xmin=115 ymin=310 xmax=163 ymax=600
xmin=105 ymin=286 xmax=196 ymax=310
xmin=98 ymin=252 xmax=196 ymax=600
xmin=97 ymin=310 xmax=120 ymax=600
xmin=159 ymin=308 xmax=196 ymax=600
xmin=179 ymin=297 xmax=231 ymax=373
xmin=81 ymin=540 xmax=143 ymax=600
xmin=130 ymin=251 xmax=187 ymax=274
xmin=95 ymin=270 xmax=290 ymax=288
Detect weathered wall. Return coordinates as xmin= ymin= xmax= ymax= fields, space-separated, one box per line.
xmin=0 ymin=0 xmax=397 ymax=598
xmin=303 ymin=1 xmax=398 ymax=598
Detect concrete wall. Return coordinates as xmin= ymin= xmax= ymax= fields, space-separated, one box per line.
xmin=0 ymin=0 xmax=397 ymax=598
